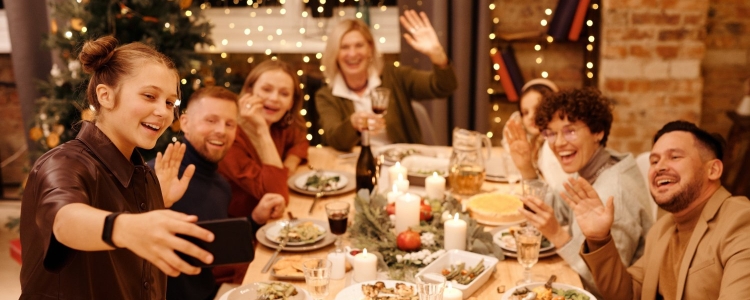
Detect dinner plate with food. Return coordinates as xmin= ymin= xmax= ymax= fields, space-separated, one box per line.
xmin=270 ymin=255 xmax=352 ymax=280
xmin=501 ymin=282 xmax=596 ymax=300
xmin=376 ymin=143 xmax=441 ymax=166
xmin=494 ymin=226 xmax=555 ymax=253
xmin=256 ymin=219 xmax=336 ymax=252
xmin=288 ymin=171 xmax=356 ymax=196
xmin=334 ymin=280 xmax=418 ymax=300
xmin=264 ymin=219 xmax=327 ymax=246
xmin=225 ymin=281 xmax=311 ymax=300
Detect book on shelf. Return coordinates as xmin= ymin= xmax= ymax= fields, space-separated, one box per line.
xmin=548 ymin=0 xmax=580 ymax=41
xmin=490 ymin=46 xmax=524 ymax=102
xmin=568 ymin=0 xmax=591 ymax=41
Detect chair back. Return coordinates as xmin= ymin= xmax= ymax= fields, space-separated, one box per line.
xmin=411 ymin=101 xmax=437 ymax=145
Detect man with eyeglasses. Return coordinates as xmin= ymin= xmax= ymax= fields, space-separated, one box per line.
xmin=562 ymin=120 xmax=750 ymax=299
xmin=518 ymin=88 xmax=653 ymax=298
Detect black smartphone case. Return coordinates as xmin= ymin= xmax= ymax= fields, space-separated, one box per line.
xmin=176 ymin=217 xmax=255 ymax=267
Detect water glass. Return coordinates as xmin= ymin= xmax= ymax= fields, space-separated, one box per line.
xmin=515 ymin=226 xmax=542 ymax=285
xmin=521 ymin=179 xmax=548 ymax=199
xmin=302 ymin=258 xmax=332 ymax=300
xmin=415 ymin=272 xmax=446 ymax=300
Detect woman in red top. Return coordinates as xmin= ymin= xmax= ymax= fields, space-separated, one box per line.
xmin=218 ymin=60 xmax=308 ymax=218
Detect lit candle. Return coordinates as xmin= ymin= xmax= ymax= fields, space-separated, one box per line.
xmin=394 ymin=173 xmax=410 ymax=192
xmin=443 ymin=282 xmax=464 ymax=300
xmin=444 ymin=213 xmax=467 ymax=251
xmin=389 ymin=161 xmax=408 ymax=187
xmin=425 ymin=172 xmax=446 ymax=199
xmin=387 ymin=184 xmax=402 ymax=204
xmin=353 ymin=248 xmax=377 ymax=282
xmin=395 ymin=193 xmax=421 ymax=234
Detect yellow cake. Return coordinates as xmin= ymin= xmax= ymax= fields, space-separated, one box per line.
xmin=466 ymin=193 xmax=524 ymax=224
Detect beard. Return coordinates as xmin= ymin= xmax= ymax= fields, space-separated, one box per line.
xmin=656 ymin=175 xmax=703 ymax=213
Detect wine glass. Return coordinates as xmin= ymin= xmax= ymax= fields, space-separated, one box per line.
xmin=370 ymin=87 xmax=391 ymax=116
xmin=325 ymin=201 xmax=350 ymax=251
xmin=515 ymin=226 xmax=542 ymax=285
xmin=302 ymin=258 xmax=332 ymax=300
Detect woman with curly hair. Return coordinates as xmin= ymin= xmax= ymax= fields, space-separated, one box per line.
xmin=518 ymin=88 xmax=653 ymax=298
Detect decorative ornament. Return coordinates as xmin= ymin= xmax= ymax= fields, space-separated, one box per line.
xmin=50 ymin=19 xmax=58 ymax=34
xmin=70 ymin=18 xmax=85 ymax=31
xmin=53 ymin=124 xmax=65 ymax=135
xmin=46 ymin=132 xmax=61 ymax=148
xmin=29 ymin=126 xmax=44 ymax=141
xmin=179 ymin=0 xmax=193 ymax=10
xmin=50 ymin=64 xmax=61 ymax=77
xmin=68 ymin=60 xmax=81 ymax=79
xmin=81 ymin=108 xmax=96 ymax=121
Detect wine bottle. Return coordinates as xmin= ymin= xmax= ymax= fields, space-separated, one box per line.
xmin=356 ymin=130 xmax=377 ymax=193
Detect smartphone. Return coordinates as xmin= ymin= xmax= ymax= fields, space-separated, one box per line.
xmin=176 ymin=217 xmax=255 ymax=268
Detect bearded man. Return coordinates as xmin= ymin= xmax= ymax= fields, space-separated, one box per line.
xmin=560 ymin=120 xmax=750 ymax=299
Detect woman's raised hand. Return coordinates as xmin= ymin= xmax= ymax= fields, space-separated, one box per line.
xmin=238 ymin=93 xmax=268 ymax=133
xmin=399 ymin=10 xmax=448 ymax=67
xmin=560 ymin=177 xmax=615 ymax=240
xmin=155 ymin=142 xmax=195 ymax=208
xmin=518 ymin=195 xmax=570 ymax=248
xmin=504 ymin=118 xmax=536 ymax=178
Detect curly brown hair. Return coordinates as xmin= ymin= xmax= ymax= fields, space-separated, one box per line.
xmin=534 ymin=88 xmax=613 ymax=146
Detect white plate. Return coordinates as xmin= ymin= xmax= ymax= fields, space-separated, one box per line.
xmin=294 ymin=171 xmax=349 ymax=191
xmin=493 ymin=228 xmax=555 ymax=253
xmin=264 ymin=219 xmax=327 ymax=246
xmin=415 ymin=250 xmax=498 ymax=299
xmin=501 ymin=282 xmax=597 ymax=300
xmin=375 ymin=143 xmax=441 ymax=166
xmin=227 ymin=282 xmax=312 ymax=300
xmin=334 ymin=280 xmax=416 ymax=300
xmin=485 ymin=156 xmax=507 ymax=178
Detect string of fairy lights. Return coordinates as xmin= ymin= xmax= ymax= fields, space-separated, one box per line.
xmin=486 ymin=1 xmax=600 ymax=139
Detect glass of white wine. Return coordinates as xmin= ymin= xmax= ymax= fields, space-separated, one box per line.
xmin=302 ymin=258 xmax=332 ymax=300
xmin=515 ymin=226 xmax=542 ymax=285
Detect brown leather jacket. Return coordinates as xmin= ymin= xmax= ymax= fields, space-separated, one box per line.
xmin=20 ymin=122 xmax=167 ymax=299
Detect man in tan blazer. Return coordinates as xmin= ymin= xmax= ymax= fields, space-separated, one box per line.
xmin=559 ymin=120 xmax=750 ymax=299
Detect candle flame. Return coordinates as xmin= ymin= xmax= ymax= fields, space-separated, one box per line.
xmin=447 ymin=282 xmax=453 ymax=289
xmin=454 ymin=213 xmax=459 ymax=220
xmin=392 ymin=184 xmax=398 ymax=193
xmin=433 ymin=171 xmax=439 ymax=177
xmin=363 ymin=248 xmax=368 ymax=256
xmin=395 ymin=161 xmax=401 ymax=168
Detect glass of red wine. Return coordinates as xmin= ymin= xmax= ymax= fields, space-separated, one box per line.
xmin=325 ymin=201 xmax=350 ymax=251
xmin=370 ymin=87 xmax=391 ymax=116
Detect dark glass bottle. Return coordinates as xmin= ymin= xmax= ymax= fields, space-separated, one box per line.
xmin=356 ymin=130 xmax=377 ymax=193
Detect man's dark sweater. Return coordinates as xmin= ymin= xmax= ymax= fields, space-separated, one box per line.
xmin=148 ymin=140 xmax=231 ymax=300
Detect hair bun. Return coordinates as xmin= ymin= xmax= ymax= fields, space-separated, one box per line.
xmin=79 ymin=36 xmax=119 ymax=74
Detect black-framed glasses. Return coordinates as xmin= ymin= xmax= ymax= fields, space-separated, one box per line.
xmin=541 ymin=126 xmax=580 ymax=144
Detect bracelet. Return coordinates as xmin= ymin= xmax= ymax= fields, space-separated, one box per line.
xmin=102 ymin=212 xmax=123 ymax=248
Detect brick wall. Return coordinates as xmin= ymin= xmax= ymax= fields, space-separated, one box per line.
xmin=599 ymin=0 xmax=709 ymax=154
xmin=702 ymin=0 xmax=750 ymax=138
xmin=0 ymin=54 xmax=27 ymax=186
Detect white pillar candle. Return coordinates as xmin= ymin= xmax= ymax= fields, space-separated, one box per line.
xmin=389 ymin=162 xmax=408 ymax=187
xmin=387 ymin=184 xmax=402 ymax=204
xmin=443 ymin=283 xmax=464 ymax=300
xmin=444 ymin=213 xmax=467 ymax=251
xmin=353 ymin=248 xmax=377 ymax=282
xmin=394 ymin=173 xmax=410 ymax=192
xmin=425 ymin=172 xmax=446 ymax=199
xmin=327 ymin=251 xmax=347 ymax=280
xmin=395 ymin=193 xmax=421 ymax=234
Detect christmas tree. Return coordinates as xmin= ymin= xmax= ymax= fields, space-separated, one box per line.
xmin=29 ymin=0 xmax=213 ymax=159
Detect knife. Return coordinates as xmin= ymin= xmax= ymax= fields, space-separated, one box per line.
xmin=261 ymin=221 xmax=291 ymax=273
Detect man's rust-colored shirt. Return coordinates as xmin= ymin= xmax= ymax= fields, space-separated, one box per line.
xmin=20 ymin=122 xmax=166 ymax=299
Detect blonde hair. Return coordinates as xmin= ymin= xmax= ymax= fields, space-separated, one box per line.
xmin=241 ymin=60 xmax=305 ymax=129
xmin=322 ymin=19 xmax=383 ymax=80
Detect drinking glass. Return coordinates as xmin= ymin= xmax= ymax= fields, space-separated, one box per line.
xmin=415 ymin=273 xmax=446 ymax=300
xmin=325 ymin=201 xmax=350 ymax=251
xmin=370 ymin=87 xmax=391 ymax=116
xmin=515 ymin=226 xmax=542 ymax=285
xmin=302 ymin=258 xmax=332 ymax=300
xmin=521 ymin=179 xmax=549 ymax=213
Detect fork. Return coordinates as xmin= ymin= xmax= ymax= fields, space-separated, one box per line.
xmin=308 ymin=165 xmax=326 ymax=214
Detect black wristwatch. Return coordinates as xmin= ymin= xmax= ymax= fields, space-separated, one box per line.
xmin=102 ymin=212 xmax=123 ymax=248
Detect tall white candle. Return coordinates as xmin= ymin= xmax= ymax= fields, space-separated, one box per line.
xmin=425 ymin=172 xmax=446 ymax=199
xmin=394 ymin=173 xmax=410 ymax=192
xmin=395 ymin=193 xmax=421 ymax=234
xmin=389 ymin=162 xmax=408 ymax=187
xmin=353 ymin=248 xmax=377 ymax=282
xmin=444 ymin=213 xmax=467 ymax=251
xmin=327 ymin=250 xmax=346 ymax=280
xmin=443 ymin=283 xmax=464 ymax=300
xmin=387 ymin=184 xmax=402 ymax=204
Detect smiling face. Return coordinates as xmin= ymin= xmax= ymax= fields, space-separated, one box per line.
xmin=181 ymin=96 xmax=238 ymax=163
xmin=97 ymin=62 xmax=178 ymax=157
xmin=546 ymin=114 xmax=603 ymax=173
xmin=337 ymin=30 xmax=373 ymax=81
xmin=648 ymin=131 xmax=709 ymax=213
xmin=249 ymin=69 xmax=295 ymax=125
xmin=520 ymin=90 xmax=543 ymax=136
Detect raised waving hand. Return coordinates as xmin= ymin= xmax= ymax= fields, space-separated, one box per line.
xmin=560 ymin=177 xmax=615 ymax=240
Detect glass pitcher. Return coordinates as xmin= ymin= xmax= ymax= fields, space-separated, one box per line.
xmin=449 ymin=128 xmax=492 ymax=196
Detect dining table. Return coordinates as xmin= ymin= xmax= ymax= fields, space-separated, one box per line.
xmin=239 ymin=145 xmax=584 ymax=299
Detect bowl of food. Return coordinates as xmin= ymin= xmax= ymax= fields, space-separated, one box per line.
xmin=415 ymin=249 xmax=499 ymax=299
xmin=501 ymin=281 xmax=596 ymax=300
xmin=400 ymin=155 xmax=449 ymax=186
